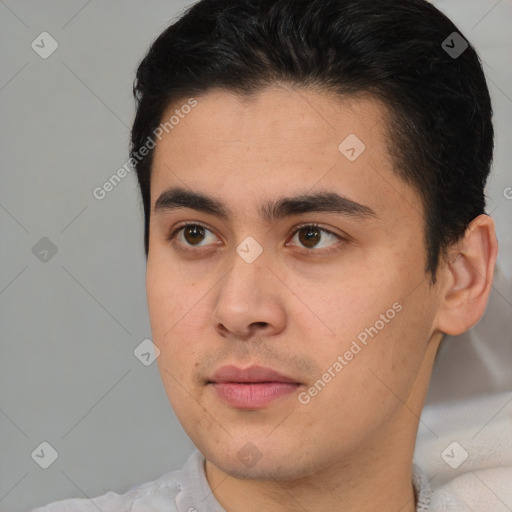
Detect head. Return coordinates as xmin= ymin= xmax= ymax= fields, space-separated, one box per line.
xmin=131 ymin=0 xmax=497 ymax=483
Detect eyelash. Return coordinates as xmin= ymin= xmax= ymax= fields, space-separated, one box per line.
xmin=168 ymin=222 xmax=345 ymax=256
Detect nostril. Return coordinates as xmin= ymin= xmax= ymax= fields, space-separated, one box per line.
xmin=251 ymin=322 xmax=268 ymax=329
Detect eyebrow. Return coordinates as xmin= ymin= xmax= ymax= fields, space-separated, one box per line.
xmin=154 ymin=186 xmax=377 ymax=222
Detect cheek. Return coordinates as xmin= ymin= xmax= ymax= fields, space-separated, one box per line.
xmin=297 ymin=269 xmax=397 ymax=346
xmin=147 ymin=252 xmax=202 ymax=332
xmin=146 ymin=261 xmax=206 ymax=414
xmin=146 ymin=258 xmax=201 ymax=365
xmin=302 ymin=254 xmax=432 ymax=383
xmin=297 ymin=295 xmax=433 ymax=445
xmin=146 ymin=255 xmax=222 ymax=395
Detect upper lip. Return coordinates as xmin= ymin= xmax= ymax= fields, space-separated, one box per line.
xmin=209 ymin=365 xmax=299 ymax=384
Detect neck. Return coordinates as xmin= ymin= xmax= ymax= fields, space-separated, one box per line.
xmin=206 ymin=421 xmax=417 ymax=512
xmin=205 ymin=337 xmax=440 ymax=512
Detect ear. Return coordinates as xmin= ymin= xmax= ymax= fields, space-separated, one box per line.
xmin=435 ymin=214 xmax=498 ymax=336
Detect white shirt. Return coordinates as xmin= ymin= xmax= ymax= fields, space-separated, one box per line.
xmin=31 ymin=450 xmax=433 ymax=511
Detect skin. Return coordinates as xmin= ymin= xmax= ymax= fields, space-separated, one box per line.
xmin=146 ymin=86 xmax=497 ymax=512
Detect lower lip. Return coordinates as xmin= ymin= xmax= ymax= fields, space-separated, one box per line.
xmin=210 ymin=382 xmax=299 ymax=409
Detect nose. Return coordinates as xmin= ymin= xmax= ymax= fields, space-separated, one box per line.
xmin=210 ymin=251 xmax=287 ymax=340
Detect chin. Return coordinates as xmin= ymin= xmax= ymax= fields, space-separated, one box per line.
xmin=200 ymin=437 xmax=320 ymax=482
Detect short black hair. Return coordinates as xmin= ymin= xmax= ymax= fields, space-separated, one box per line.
xmin=131 ymin=0 xmax=493 ymax=281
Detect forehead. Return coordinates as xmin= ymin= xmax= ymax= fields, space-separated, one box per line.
xmin=150 ymin=86 xmax=422 ymax=229
xmin=153 ymin=86 xmax=385 ymax=166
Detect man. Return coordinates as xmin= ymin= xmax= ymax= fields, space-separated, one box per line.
xmin=33 ymin=0 xmax=499 ymax=510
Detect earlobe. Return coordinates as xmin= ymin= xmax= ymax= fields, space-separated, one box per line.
xmin=436 ymin=214 xmax=498 ymax=336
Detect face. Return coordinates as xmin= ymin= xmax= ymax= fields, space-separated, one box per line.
xmin=146 ymin=86 xmax=443 ymax=480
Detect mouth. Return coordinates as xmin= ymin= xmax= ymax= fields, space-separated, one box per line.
xmin=207 ymin=365 xmax=301 ymax=409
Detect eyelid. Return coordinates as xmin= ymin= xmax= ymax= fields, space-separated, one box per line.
xmin=288 ymin=222 xmax=344 ymax=239
xmin=169 ymin=220 xmax=219 ymax=238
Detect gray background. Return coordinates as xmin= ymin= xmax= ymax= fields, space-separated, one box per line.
xmin=0 ymin=1 xmax=510 ymax=511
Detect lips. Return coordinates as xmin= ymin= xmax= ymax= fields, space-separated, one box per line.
xmin=208 ymin=365 xmax=300 ymax=409
xmin=210 ymin=365 xmax=298 ymax=384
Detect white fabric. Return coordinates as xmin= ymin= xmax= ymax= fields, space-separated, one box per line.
xmin=31 ymin=451 xmax=435 ymax=512
xmin=413 ymin=269 xmax=512 ymax=510
xmin=30 ymin=450 xmax=222 ymax=512
xmin=414 ymin=390 xmax=512 ymax=511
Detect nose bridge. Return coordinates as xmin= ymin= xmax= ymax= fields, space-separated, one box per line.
xmin=221 ymin=244 xmax=268 ymax=308
xmin=211 ymin=244 xmax=286 ymax=337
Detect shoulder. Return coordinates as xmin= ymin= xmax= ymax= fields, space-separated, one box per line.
xmin=30 ymin=478 xmax=182 ymax=512
xmin=30 ymin=451 xmax=208 ymax=512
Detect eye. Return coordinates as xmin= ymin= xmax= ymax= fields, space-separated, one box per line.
xmin=170 ymin=223 xmax=220 ymax=249
xmin=169 ymin=222 xmax=344 ymax=255
xmin=286 ymin=224 xmax=342 ymax=253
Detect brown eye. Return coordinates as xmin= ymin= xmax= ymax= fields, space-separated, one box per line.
xmin=183 ymin=225 xmax=206 ymax=245
xmin=170 ymin=223 xmax=220 ymax=251
xmin=298 ymin=226 xmax=322 ymax=248
xmin=288 ymin=224 xmax=341 ymax=252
